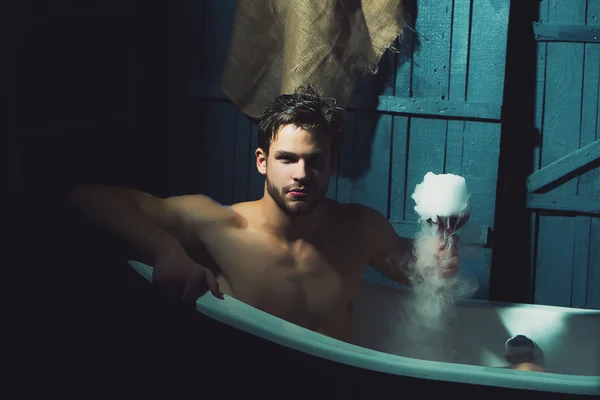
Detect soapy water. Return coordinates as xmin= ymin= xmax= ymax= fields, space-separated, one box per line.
xmin=391 ymin=223 xmax=478 ymax=362
xmin=386 ymin=172 xmax=479 ymax=362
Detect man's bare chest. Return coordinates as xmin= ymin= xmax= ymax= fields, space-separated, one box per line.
xmin=189 ymin=227 xmax=365 ymax=327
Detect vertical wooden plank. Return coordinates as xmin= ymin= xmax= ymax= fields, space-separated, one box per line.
xmin=248 ymin=121 xmax=264 ymax=201
xmin=336 ymin=112 xmax=356 ymax=204
xmin=404 ymin=0 xmax=452 ymax=223
xmin=390 ymin=26 xmax=414 ymax=221
xmin=384 ymin=27 xmax=415 ymax=289
xmin=201 ymin=0 xmax=238 ymax=97
xmin=169 ymin=0 xmax=206 ymax=94
xmin=466 ymin=1 xmax=510 ymax=103
xmin=589 ymin=120 xmax=600 ymax=309
xmin=198 ymin=102 xmax=237 ymax=205
xmin=585 ymin=0 xmax=600 ymax=310
xmin=459 ymin=0 xmax=509 ymax=299
xmin=389 ymin=117 xmax=409 ymax=221
xmin=168 ymin=99 xmax=203 ymax=195
xmin=460 ymin=123 xmax=501 ymax=299
xmin=352 ymin=113 xmax=392 ymax=216
xmin=353 ymin=112 xmax=393 ymax=286
xmin=232 ymin=111 xmax=252 ymax=204
xmin=534 ymin=0 xmax=586 ymax=307
xmin=572 ymin=5 xmax=600 ymax=308
xmin=325 ymin=164 xmax=338 ymax=200
xmin=530 ymin=0 xmax=550 ymax=303
xmin=445 ymin=0 xmax=470 ymax=176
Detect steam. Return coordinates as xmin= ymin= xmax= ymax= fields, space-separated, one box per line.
xmin=389 ymin=172 xmax=479 ymax=362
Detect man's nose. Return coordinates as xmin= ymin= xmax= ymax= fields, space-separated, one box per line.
xmin=292 ymin=160 xmax=309 ymax=181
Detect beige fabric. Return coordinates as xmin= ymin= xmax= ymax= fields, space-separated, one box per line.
xmin=221 ymin=0 xmax=405 ymax=119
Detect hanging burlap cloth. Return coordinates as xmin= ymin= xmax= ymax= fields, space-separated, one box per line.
xmin=221 ymin=0 xmax=406 ymax=119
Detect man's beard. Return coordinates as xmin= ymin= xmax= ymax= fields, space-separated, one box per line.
xmin=266 ymin=177 xmax=326 ymax=217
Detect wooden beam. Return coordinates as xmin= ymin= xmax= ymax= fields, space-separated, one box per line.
xmin=533 ymin=22 xmax=600 ymax=43
xmin=183 ymin=90 xmax=503 ymax=123
xmin=526 ymin=194 xmax=600 ymax=216
xmin=391 ymin=221 xmax=490 ymax=247
xmin=348 ymin=96 xmax=502 ymax=122
xmin=526 ymin=139 xmax=600 ymax=193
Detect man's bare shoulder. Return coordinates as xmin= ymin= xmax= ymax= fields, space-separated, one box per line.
xmin=160 ymin=194 xmax=247 ymax=229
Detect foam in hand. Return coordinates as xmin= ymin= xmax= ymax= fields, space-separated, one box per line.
xmin=389 ymin=172 xmax=478 ymax=363
xmin=411 ymin=171 xmax=471 ymax=225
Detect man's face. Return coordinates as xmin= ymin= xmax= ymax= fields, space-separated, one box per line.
xmin=256 ymin=124 xmax=334 ymax=216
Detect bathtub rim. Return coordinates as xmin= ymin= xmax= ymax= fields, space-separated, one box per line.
xmin=126 ymin=260 xmax=600 ymax=396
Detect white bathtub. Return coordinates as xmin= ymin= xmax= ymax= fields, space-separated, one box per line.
xmin=128 ymin=260 xmax=600 ymax=396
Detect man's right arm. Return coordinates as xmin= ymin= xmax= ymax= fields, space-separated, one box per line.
xmin=67 ymin=184 xmax=180 ymax=265
xmin=66 ymin=184 xmax=230 ymax=300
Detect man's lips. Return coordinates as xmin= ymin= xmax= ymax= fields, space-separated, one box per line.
xmin=288 ymin=189 xmax=309 ymax=196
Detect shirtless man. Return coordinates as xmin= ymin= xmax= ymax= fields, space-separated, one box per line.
xmin=68 ymin=85 xmax=460 ymax=342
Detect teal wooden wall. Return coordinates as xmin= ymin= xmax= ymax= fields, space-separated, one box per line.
xmin=526 ymin=0 xmax=600 ymax=309
xmin=169 ymin=0 xmax=511 ymax=300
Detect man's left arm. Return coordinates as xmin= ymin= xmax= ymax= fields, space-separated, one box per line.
xmin=359 ymin=206 xmax=414 ymax=286
xmin=360 ymin=206 xmax=461 ymax=285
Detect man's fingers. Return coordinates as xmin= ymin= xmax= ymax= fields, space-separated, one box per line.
xmin=181 ymin=277 xmax=206 ymax=303
xmin=205 ymin=269 xmax=224 ymax=299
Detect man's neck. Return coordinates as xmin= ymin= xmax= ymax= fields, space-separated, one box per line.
xmin=257 ymin=194 xmax=323 ymax=242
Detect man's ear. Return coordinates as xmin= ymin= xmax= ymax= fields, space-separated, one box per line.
xmin=256 ymin=148 xmax=267 ymax=176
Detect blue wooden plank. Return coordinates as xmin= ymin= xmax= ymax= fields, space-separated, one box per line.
xmin=586 ymin=1 xmax=600 ymax=309
xmin=404 ymin=0 xmax=452 ymax=223
xmin=445 ymin=0 xmax=471 ymax=176
xmin=410 ymin=0 xmax=453 ymax=101
xmin=526 ymin=140 xmax=600 ymax=192
xmin=325 ymin=164 xmax=338 ymax=200
xmin=200 ymin=0 xmax=238 ymax=97
xmin=348 ymin=96 xmax=501 ymax=121
xmin=572 ymin=217 xmax=591 ymax=307
xmin=169 ymin=0 xmax=206 ymax=94
xmin=458 ymin=0 xmax=509 ymax=300
xmin=405 ymin=119 xmax=447 ymax=222
xmin=389 ymin=24 xmax=414 ymax=221
xmin=352 ymin=112 xmax=392 ymax=216
xmin=589 ymin=217 xmax=600 ymax=309
xmin=525 ymin=194 xmax=600 ymax=215
xmin=530 ymin=0 xmax=550 ymax=301
xmin=534 ymin=0 xmax=587 ymax=307
xmin=232 ymin=111 xmax=252 ymax=204
xmin=536 ymin=217 xmax=575 ymax=306
xmin=199 ymin=102 xmax=237 ymax=205
xmin=466 ymin=0 xmax=510 ymax=104
xmin=574 ymin=10 xmax=600 ymax=307
xmin=533 ymin=22 xmax=600 ymax=43
xmin=389 ymin=117 xmax=409 ymax=220
xmin=248 ymin=121 xmax=264 ymax=201
xmin=336 ymin=111 xmax=356 ymax=204
xmin=168 ymin=100 xmax=203 ymax=195
xmin=448 ymin=0 xmax=471 ymax=102
xmin=460 ymin=122 xmax=501 ymax=299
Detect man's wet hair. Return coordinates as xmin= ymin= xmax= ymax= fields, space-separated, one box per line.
xmin=257 ymin=84 xmax=344 ymax=155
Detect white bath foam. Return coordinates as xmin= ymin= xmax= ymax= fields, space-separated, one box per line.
xmin=411 ymin=171 xmax=471 ymax=224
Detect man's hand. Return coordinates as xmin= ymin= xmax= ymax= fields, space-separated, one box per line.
xmin=436 ymin=234 xmax=460 ymax=278
xmin=152 ymin=244 xmax=224 ymax=304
